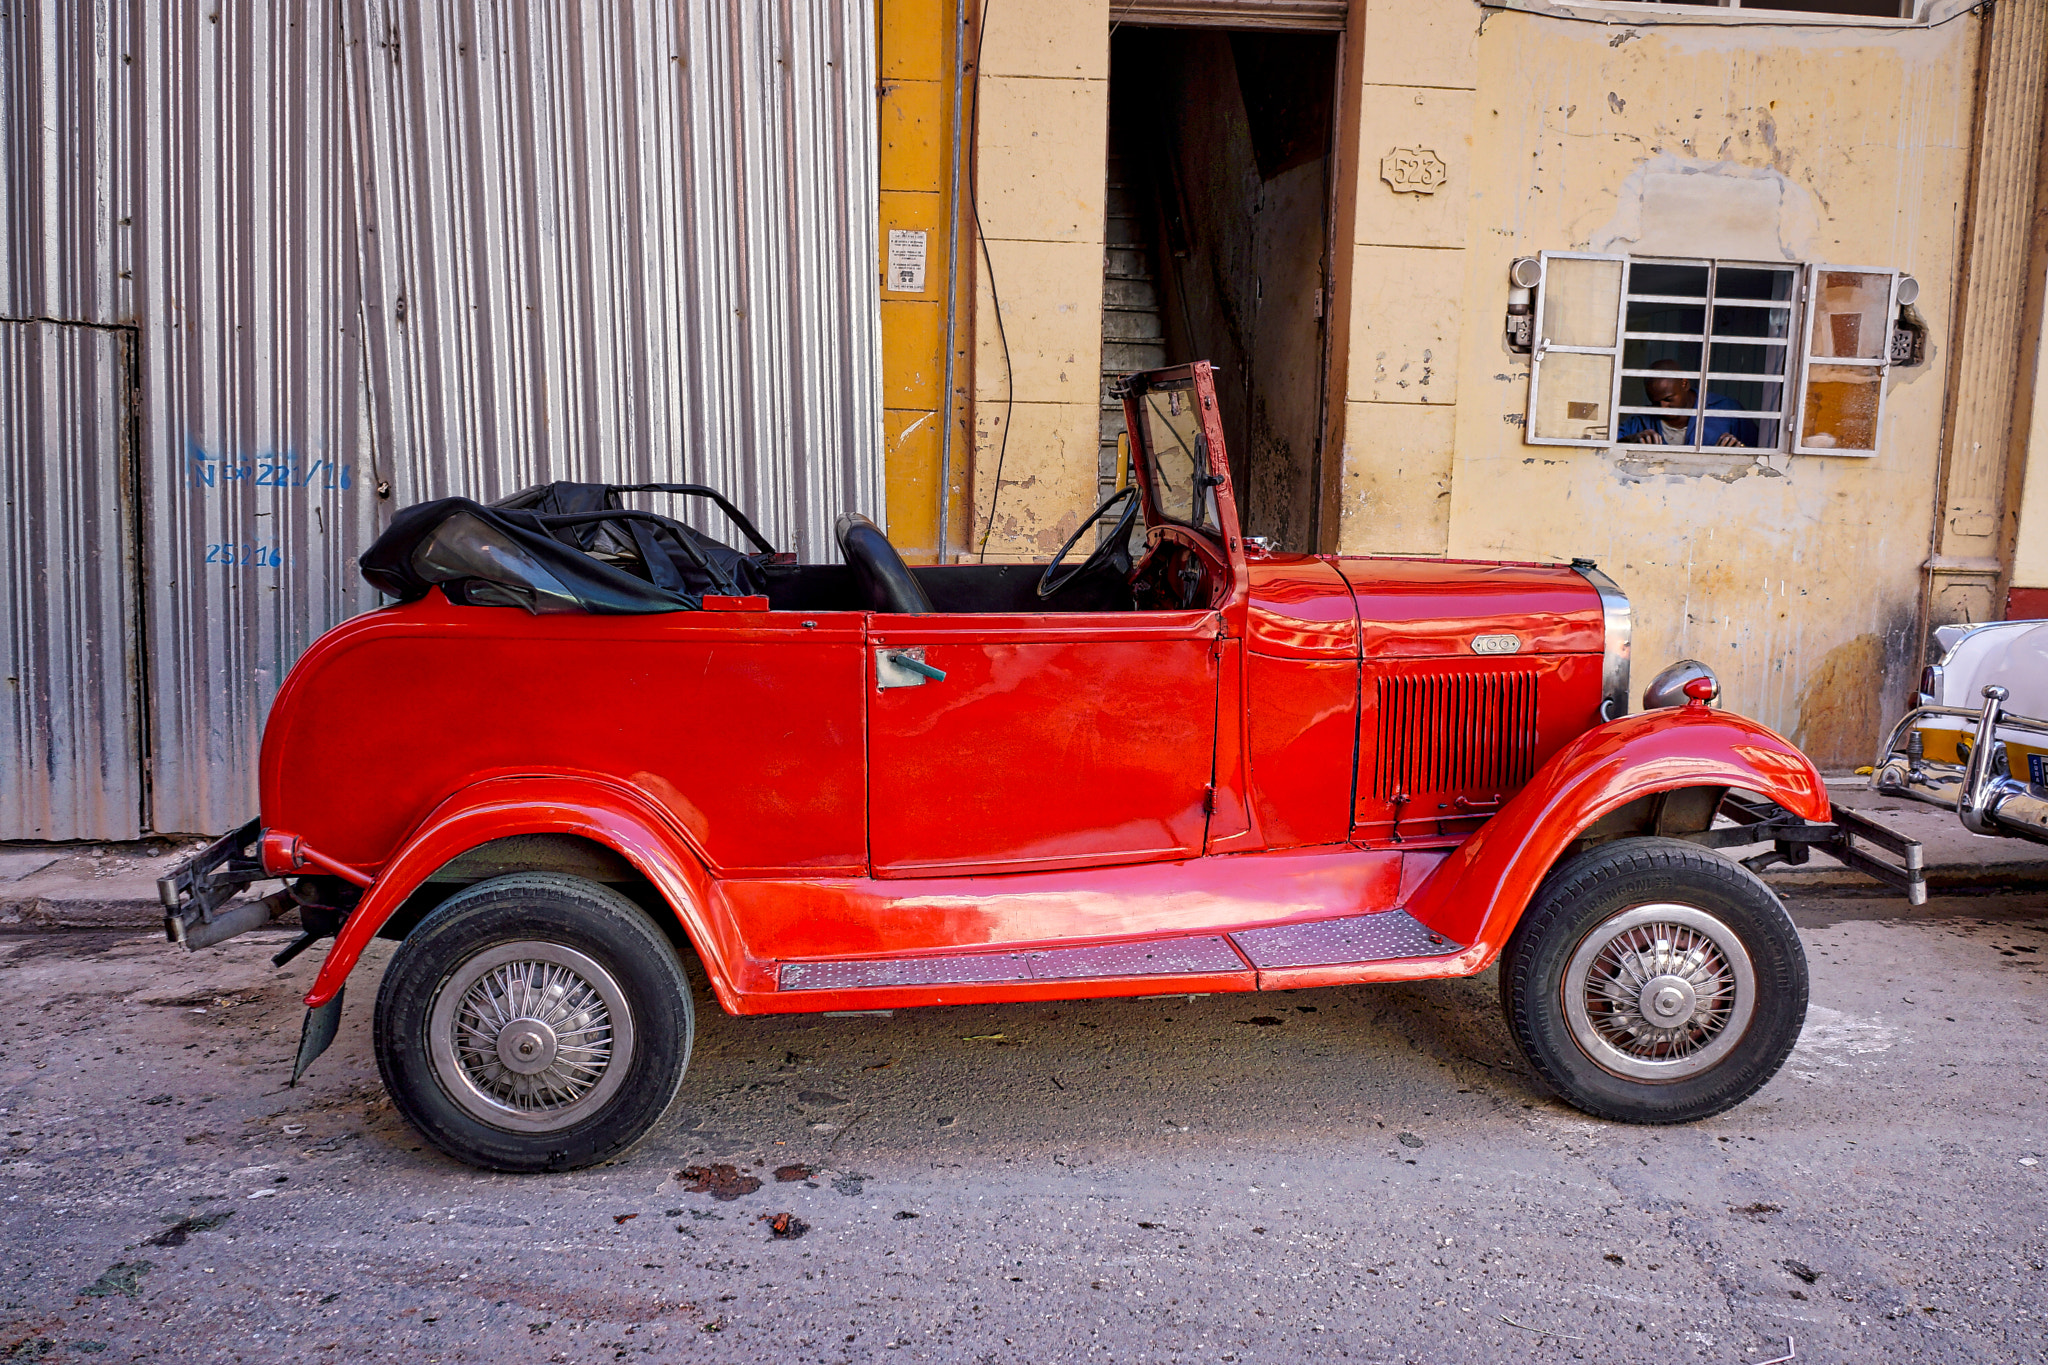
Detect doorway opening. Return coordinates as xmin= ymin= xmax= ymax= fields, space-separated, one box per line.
xmin=1100 ymin=25 xmax=1340 ymax=552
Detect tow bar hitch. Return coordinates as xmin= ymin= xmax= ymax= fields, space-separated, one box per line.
xmin=1688 ymin=793 xmax=1926 ymax=905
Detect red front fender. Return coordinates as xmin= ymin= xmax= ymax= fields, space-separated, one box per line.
xmin=297 ymin=772 xmax=735 ymax=1011
xmin=1406 ymin=704 xmax=1827 ymax=963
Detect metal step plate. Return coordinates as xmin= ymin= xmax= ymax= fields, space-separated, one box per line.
xmin=1230 ymin=910 xmax=1458 ymax=971
xmin=778 ymin=934 xmax=1245 ymax=992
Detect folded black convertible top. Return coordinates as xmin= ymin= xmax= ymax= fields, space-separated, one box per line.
xmin=360 ymin=482 xmax=773 ymax=615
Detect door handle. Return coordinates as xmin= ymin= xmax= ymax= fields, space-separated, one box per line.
xmin=876 ymin=647 xmax=946 ymax=690
xmin=886 ymin=650 xmax=945 ymax=681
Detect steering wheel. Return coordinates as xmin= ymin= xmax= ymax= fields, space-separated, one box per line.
xmin=1037 ymin=485 xmax=1141 ymax=599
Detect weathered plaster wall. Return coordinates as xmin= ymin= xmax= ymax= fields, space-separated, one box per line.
xmin=878 ymin=0 xmax=969 ymax=561
xmin=969 ymin=0 xmax=1109 ymax=559
xmin=1416 ymin=11 xmax=1981 ymax=766
xmin=958 ymin=0 xmax=1986 ymax=766
xmin=1331 ymin=0 xmax=1479 ymax=558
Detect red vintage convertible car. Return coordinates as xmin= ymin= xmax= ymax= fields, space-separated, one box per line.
xmin=161 ymin=363 xmax=1913 ymax=1172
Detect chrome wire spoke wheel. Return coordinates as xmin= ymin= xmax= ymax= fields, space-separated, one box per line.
xmin=1561 ymin=903 xmax=1756 ymax=1082
xmin=427 ymin=941 xmax=637 ymax=1133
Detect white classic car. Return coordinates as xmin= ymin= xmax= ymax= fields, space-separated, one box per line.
xmin=1875 ymin=619 xmax=2048 ymax=844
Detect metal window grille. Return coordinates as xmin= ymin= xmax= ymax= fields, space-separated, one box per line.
xmin=1524 ymin=253 xmax=1899 ymax=458
xmin=1615 ymin=258 xmax=1799 ymax=454
xmin=1594 ymin=1 xmax=1917 ymax=17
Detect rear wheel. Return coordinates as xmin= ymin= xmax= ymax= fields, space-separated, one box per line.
xmin=1500 ymin=837 xmax=1806 ymax=1124
xmin=374 ymin=872 xmax=693 ymax=1172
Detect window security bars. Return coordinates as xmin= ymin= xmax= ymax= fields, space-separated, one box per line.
xmin=1524 ymin=252 xmax=1899 ymax=457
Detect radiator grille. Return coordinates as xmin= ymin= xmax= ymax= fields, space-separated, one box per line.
xmin=1374 ymin=669 xmax=1540 ymax=803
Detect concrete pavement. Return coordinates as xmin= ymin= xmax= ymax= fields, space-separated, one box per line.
xmin=0 ymin=885 xmax=2040 ymax=1363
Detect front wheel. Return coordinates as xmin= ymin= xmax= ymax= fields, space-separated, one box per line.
xmin=1500 ymin=837 xmax=1807 ymax=1124
xmin=374 ymin=872 xmax=694 ymax=1172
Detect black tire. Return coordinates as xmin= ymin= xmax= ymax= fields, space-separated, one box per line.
xmin=373 ymin=872 xmax=694 ymax=1172
xmin=1500 ymin=836 xmax=1806 ymax=1124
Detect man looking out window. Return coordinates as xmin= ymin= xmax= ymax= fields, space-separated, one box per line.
xmin=1617 ymin=359 xmax=1756 ymax=447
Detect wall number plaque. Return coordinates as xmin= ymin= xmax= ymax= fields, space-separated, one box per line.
xmin=1380 ymin=147 xmax=1448 ymax=194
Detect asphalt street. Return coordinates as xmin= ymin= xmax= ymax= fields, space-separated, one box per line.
xmin=0 ymin=887 xmax=2041 ymax=1363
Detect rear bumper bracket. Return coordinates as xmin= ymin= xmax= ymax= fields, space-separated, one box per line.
xmin=158 ymin=819 xmax=277 ymax=948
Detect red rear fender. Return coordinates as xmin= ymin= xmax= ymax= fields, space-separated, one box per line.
xmin=1405 ymin=705 xmax=1827 ymax=961
xmin=298 ymin=773 xmax=732 ymax=1010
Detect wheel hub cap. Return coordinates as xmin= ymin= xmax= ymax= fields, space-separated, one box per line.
xmin=1562 ymin=903 xmax=1758 ymax=1082
xmin=427 ymin=941 xmax=637 ymax=1133
xmin=496 ymin=1018 xmax=560 ymax=1075
xmin=1640 ymin=974 xmax=1698 ymax=1028
xmin=456 ymin=962 xmax=612 ymax=1107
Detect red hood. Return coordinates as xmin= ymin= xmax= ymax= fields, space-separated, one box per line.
xmin=1242 ymin=552 xmax=1606 ymax=660
xmin=1334 ymin=556 xmax=1604 ymax=657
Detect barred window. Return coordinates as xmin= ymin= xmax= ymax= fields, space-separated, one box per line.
xmin=1618 ymin=259 xmax=1795 ymax=452
xmin=1524 ymin=252 xmax=1901 ymax=457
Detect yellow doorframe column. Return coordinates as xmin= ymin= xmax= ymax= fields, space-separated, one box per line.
xmin=878 ymin=0 xmax=975 ymax=561
xmin=1926 ymin=0 xmax=2048 ymax=625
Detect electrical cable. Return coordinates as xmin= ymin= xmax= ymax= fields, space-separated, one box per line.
xmin=971 ymin=0 xmax=1015 ymax=562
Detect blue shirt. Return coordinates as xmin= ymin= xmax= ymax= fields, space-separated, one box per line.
xmin=1617 ymin=391 xmax=1759 ymax=448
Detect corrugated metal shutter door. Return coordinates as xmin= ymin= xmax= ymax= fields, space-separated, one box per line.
xmin=347 ymin=1 xmax=885 ymax=564
xmin=0 ymin=322 xmax=146 ymax=840
xmin=4 ymin=5 xmax=884 ymax=838
xmin=1109 ymin=0 xmax=1349 ymax=29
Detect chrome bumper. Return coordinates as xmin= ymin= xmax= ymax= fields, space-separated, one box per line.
xmin=1874 ymin=688 xmax=2048 ymax=847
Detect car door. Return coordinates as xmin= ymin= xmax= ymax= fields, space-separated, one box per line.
xmin=865 ymin=608 xmax=1220 ymax=877
xmin=865 ymin=363 xmax=1242 ymax=879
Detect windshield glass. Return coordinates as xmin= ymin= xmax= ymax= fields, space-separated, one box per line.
xmin=1135 ymin=381 xmax=1219 ymax=534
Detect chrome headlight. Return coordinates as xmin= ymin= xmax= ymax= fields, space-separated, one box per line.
xmin=1572 ymin=559 xmax=1631 ymax=721
xmin=1644 ymin=659 xmax=1719 ymax=710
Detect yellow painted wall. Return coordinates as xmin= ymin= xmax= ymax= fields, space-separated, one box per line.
xmin=968 ymin=0 xmax=1109 ymax=561
xmin=1337 ymin=6 xmax=1981 ymax=766
xmin=950 ymin=0 xmax=1988 ymax=767
xmin=1332 ymin=2 xmax=1479 ymax=557
xmin=877 ymin=0 xmax=971 ymax=561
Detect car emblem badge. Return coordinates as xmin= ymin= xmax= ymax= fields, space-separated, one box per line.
xmin=1471 ymin=633 xmax=1522 ymax=655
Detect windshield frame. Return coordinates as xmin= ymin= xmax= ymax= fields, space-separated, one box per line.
xmin=1117 ymin=363 xmax=1239 ymax=547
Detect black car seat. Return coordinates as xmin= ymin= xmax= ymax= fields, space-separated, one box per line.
xmin=836 ymin=513 xmax=933 ymax=614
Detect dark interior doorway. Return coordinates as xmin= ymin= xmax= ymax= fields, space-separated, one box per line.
xmin=1100 ymin=26 xmax=1340 ymax=551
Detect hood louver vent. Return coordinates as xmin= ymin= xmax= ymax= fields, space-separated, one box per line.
xmin=1374 ymin=669 xmax=1541 ymax=803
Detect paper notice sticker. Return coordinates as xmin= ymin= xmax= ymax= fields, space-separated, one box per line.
xmin=887 ymin=229 xmax=928 ymax=293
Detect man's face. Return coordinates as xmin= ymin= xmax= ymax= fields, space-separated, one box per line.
xmin=1645 ymin=375 xmax=1695 ymax=408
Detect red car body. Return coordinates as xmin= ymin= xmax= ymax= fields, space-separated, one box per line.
xmin=249 ymin=364 xmax=1828 ymax=1021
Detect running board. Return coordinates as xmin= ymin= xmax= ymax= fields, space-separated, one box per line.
xmin=1233 ymin=909 xmax=1455 ymax=969
xmin=776 ymin=911 xmax=1464 ymax=991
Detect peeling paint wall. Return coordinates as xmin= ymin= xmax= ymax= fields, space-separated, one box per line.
xmin=969 ymin=0 xmax=1109 ymax=560
xmin=962 ymin=0 xmax=1999 ymax=768
xmin=1405 ymin=7 xmax=1979 ymax=766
